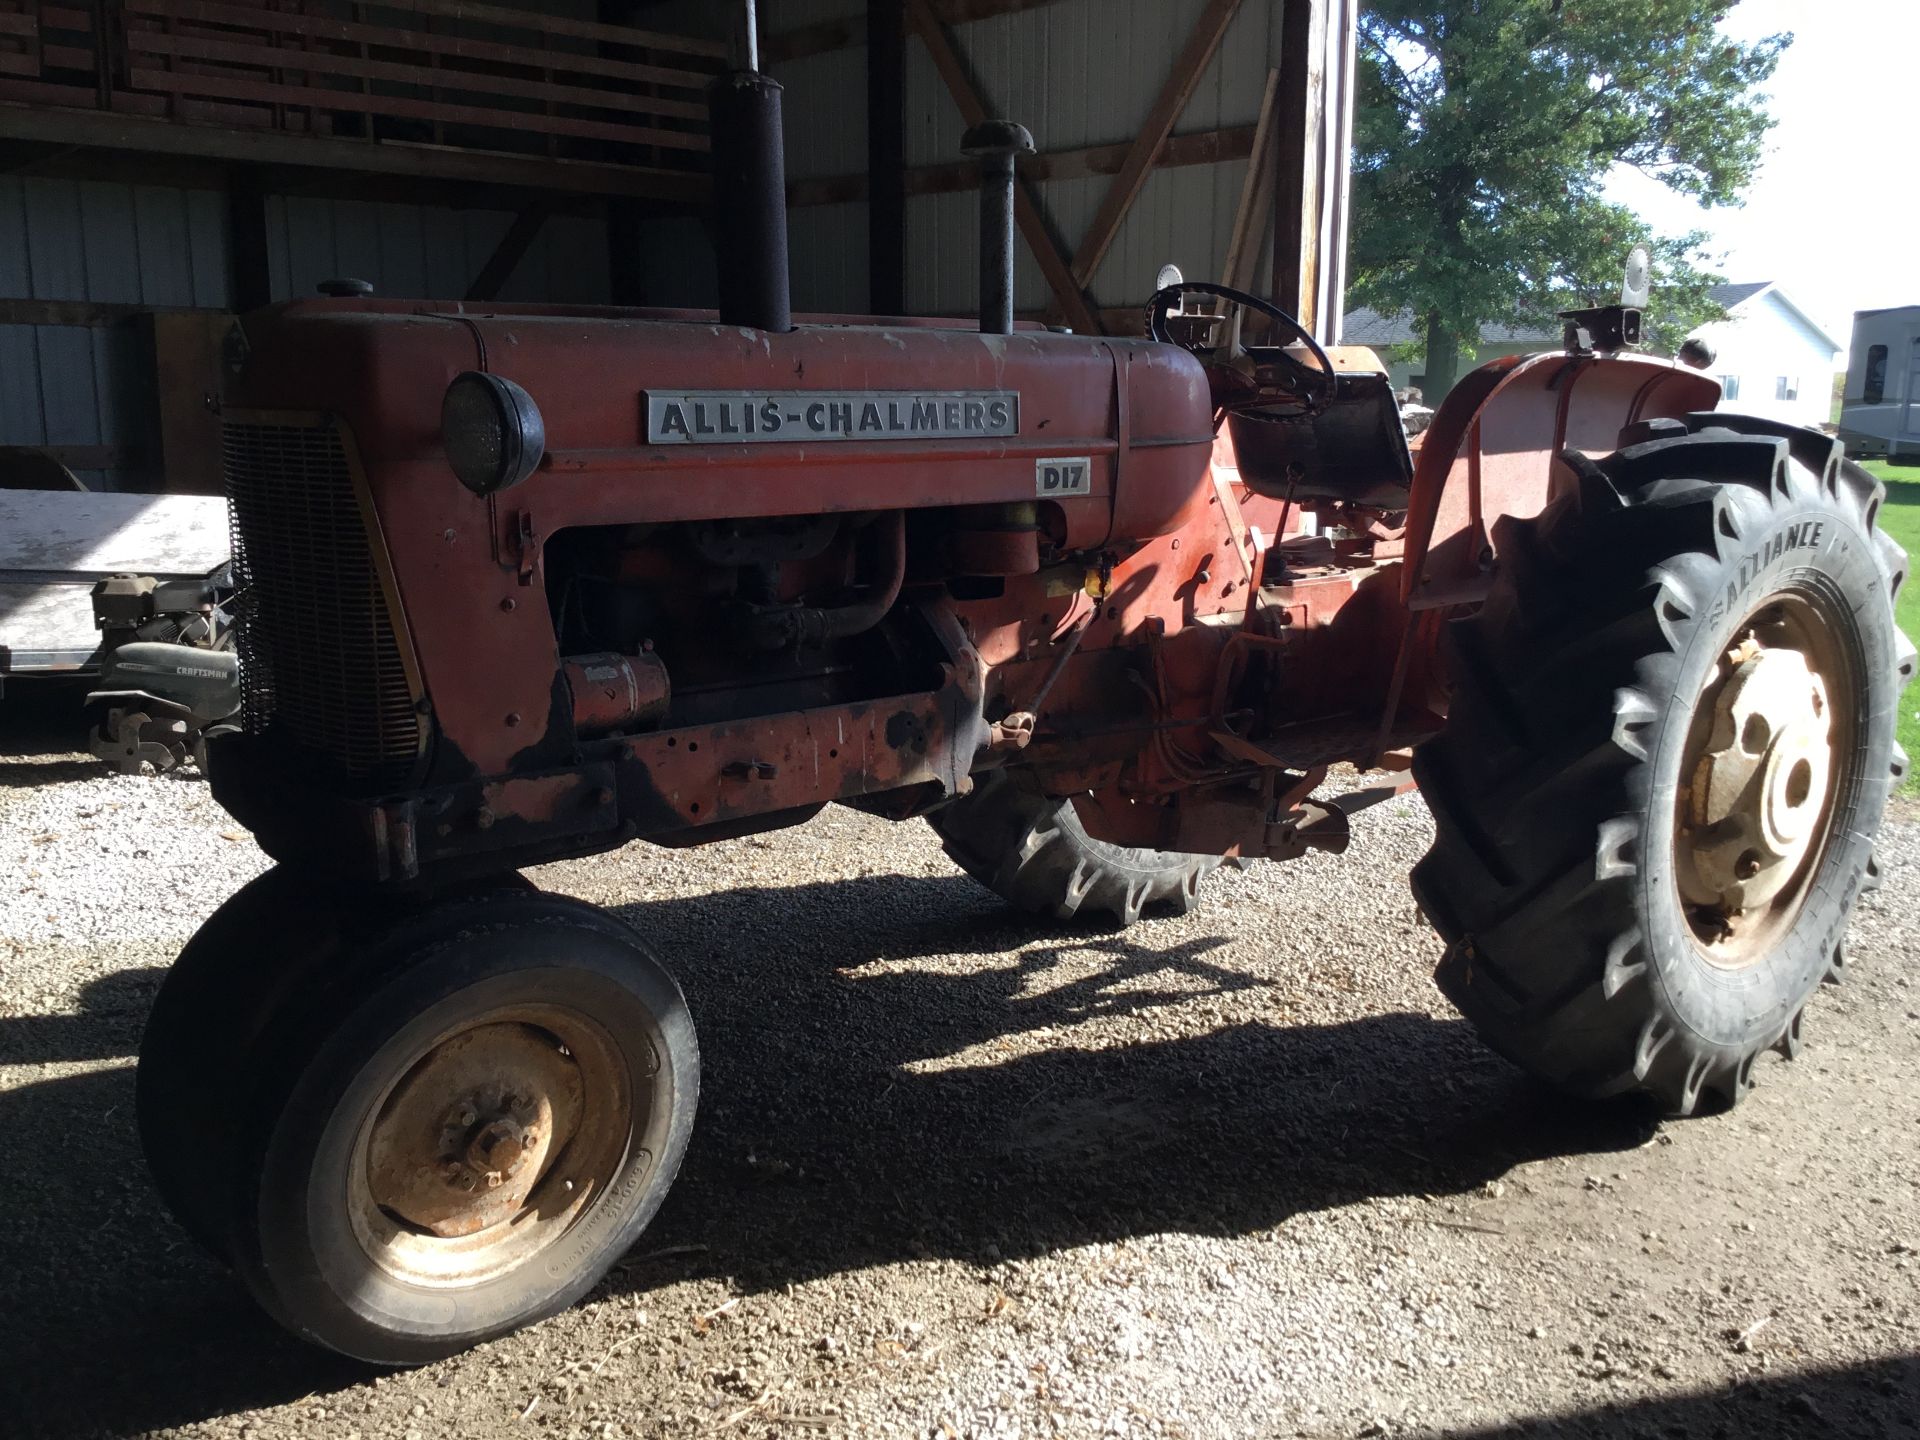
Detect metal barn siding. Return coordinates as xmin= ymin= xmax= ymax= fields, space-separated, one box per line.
xmin=641 ymin=7 xmax=870 ymax=313
xmin=901 ymin=0 xmax=1287 ymax=316
xmin=779 ymin=30 xmax=872 ymax=315
xmin=0 ymin=177 xmax=226 ymax=490
xmin=1 ymin=179 xmax=615 ymax=493
xmin=752 ymin=0 xmax=1291 ymax=319
xmin=263 ymin=197 xmax=612 ymax=306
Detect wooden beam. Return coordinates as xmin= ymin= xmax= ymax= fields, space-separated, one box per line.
xmin=0 ymin=135 xmax=621 ymax=215
xmin=763 ymin=15 xmax=860 ymax=66
xmin=122 ymin=63 xmax=709 ymax=153
xmin=117 ymin=0 xmax=720 ymax=94
xmin=17 ymin=443 xmax=136 ymax=470
xmin=1272 ymin=0 xmax=1326 ymax=326
xmin=904 ymin=0 xmax=1101 ymax=336
xmin=122 ymin=27 xmax=713 ymax=123
xmin=1221 ymin=68 xmax=1280 ymax=292
xmin=227 ymin=166 xmax=272 ymax=312
xmin=868 ymin=0 xmax=907 ymax=314
xmin=0 ymin=297 xmax=220 ymax=326
xmin=788 ymin=123 xmax=1258 ymax=208
xmin=258 ymin=0 xmax=731 ymax=60
xmin=768 ymin=0 xmax=1072 ymax=65
xmin=1065 ymin=0 xmax=1244 ymax=295
xmin=1015 ymin=305 xmax=1149 ymax=335
xmin=0 ymin=105 xmax=710 ymax=204
xmin=933 ymin=0 xmax=1071 ymax=20
xmin=0 ymin=138 xmax=66 ymax=175
xmin=466 ymin=200 xmax=557 ymax=302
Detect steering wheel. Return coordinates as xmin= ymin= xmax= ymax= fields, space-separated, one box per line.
xmin=1148 ymin=281 xmax=1335 ymax=409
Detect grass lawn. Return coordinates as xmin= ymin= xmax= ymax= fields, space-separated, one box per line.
xmin=1862 ymin=458 xmax=1920 ymax=792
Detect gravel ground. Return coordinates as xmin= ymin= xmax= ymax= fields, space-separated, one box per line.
xmin=2 ymin=687 xmax=1916 ymax=1440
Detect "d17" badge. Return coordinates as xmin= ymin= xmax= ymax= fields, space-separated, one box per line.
xmin=1036 ymin=457 xmax=1092 ymax=497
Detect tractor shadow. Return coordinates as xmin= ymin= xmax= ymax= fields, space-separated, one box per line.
xmin=0 ymin=676 xmax=95 ymax=785
xmin=0 ymin=872 xmax=1660 ymax=1437
xmin=609 ymin=874 xmax=1665 ymax=1293
xmin=0 ymin=965 xmax=167 ymax=1062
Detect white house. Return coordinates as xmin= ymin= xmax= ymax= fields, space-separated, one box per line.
xmin=1343 ymin=282 xmax=1843 ymax=428
xmin=1688 ymin=282 xmax=1844 ymax=431
xmin=1838 ymin=306 xmax=1920 ymax=460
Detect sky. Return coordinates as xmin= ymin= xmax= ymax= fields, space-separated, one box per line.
xmin=1601 ymin=0 xmax=1920 ymax=346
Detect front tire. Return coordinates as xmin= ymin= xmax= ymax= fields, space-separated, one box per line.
xmin=1413 ymin=416 xmax=1912 ymax=1115
xmin=141 ymin=882 xmax=696 ymax=1364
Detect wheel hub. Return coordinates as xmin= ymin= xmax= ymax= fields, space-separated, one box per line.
xmin=1680 ymin=638 xmax=1834 ymax=918
xmin=366 ymin=1024 xmax=582 ymax=1239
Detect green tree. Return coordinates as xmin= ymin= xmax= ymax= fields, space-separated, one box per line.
xmin=1349 ymin=1 xmax=1788 ymax=396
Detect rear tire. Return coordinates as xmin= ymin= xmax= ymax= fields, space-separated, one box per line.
xmin=1412 ymin=415 xmax=1911 ymax=1115
xmin=929 ymin=770 xmax=1219 ymax=926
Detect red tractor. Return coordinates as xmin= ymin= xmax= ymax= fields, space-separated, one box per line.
xmin=136 ymin=31 xmax=1910 ymax=1366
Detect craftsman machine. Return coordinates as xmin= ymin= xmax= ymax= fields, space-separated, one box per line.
xmin=135 ymin=4 xmax=1910 ymax=1363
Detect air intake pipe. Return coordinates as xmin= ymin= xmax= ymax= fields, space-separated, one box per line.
xmin=962 ymin=120 xmax=1035 ymax=336
xmin=710 ymin=0 xmax=792 ymax=333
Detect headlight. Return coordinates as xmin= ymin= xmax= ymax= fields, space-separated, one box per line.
xmin=442 ymin=372 xmax=545 ymax=496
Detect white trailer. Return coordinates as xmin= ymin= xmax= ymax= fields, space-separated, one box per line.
xmin=1839 ymin=305 xmax=1920 ymax=460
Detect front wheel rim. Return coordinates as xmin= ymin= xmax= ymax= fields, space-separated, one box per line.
xmin=347 ymin=1002 xmax=645 ymax=1288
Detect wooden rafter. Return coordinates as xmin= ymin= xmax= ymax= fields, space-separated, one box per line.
xmin=903 ymin=0 xmax=1100 ymax=336
xmin=0 ymin=105 xmax=709 ymax=203
xmin=789 ymin=123 xmax=1258 ymax=209
xmin=0 ymin=298 xmax=214 ymax=325
xmin=1064 ymin=0 xmax=1244 ymax=296
xmin=1220 ymin=68 xmax=1281 ymax=292
xmin=466 ymin=199 xmax=558 ymax=302
xmin=763 ymin=15 xmax=860 ymax=66
xmin=767 ymin=0 xmax=1073 ymax=65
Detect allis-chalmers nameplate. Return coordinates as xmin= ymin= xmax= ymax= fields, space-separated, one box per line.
xmin=645 ymin=390 xmax=1019 ymax=445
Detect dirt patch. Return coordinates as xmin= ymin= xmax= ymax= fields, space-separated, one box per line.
xmin=1 ymin=726 xmax=1915 ymax=1439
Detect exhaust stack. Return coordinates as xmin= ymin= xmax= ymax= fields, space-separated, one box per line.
xmin=962 ymin=121 xmax=1035 ymax=336
xmin=709 ymin=0 xmax=792 ymax=333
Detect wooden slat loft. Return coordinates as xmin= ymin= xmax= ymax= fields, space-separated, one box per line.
xmin=0 ymin=0 xmax=725 ymax=201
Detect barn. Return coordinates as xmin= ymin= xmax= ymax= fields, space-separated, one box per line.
xmin=0 ymin=0 xmax=1356 ymax=495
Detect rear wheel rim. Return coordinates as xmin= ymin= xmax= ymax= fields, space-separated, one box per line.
xmin=347 ymin=1003 xmax=640 ymax=1288
xmin=1674 ymin=588 xmax=1856 ymax=969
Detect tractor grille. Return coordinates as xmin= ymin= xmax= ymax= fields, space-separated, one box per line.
xmin=224 ymin=420 xmax=421 ymax=784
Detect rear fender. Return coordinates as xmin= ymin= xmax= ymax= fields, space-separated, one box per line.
xmin=1401 ymin=352 xmax=1721 ymax=612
